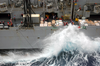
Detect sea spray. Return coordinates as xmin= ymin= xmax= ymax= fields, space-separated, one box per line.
xmin=0 ymin=24 xmax=100 ymax=66
xmin=43 ymin=24 xmax=100 ymax=56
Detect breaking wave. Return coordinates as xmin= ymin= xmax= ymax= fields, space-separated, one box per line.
xmin=0 ymin=24 xmax=100 ymax=66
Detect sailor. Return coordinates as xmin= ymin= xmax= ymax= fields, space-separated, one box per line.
xmin=21 ymin=14 xmax=23 ymax=17
xmin=53 ymin=15 xmax=56 ymax=19
xmin=11 ymin=22 xmax=13 ymax=27
xmin=7 ymin=22 xmax=10 ymax=27
xmin=61 ymin=16 xmax=63 ymax=20
xmin=10 ymin=18 xmax=12 ymax=23
xmin=64 ymin=22 xmax=68 ymax=26
xmin=41 ymin=0 xmax=43 ymax=7
xmin=21 ymin=21 xmax=23 ymax=24
xmin=45 ymin=16 xmax=49 ymax=22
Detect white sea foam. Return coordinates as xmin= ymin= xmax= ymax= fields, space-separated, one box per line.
xmin=43 ymin=24 xmax=100 ymax=56
xmin=0 ymin=24 xmax=100 ymax=64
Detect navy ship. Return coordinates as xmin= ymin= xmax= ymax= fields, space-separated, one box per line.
xmin=0 ymin=0 xmax=100 ymax=51
xmin=0 ymin=0 xmax=100 ymax=66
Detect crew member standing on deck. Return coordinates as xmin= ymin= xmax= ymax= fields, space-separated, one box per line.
xmin=53 ymin=15 xmax=56 ymax=20
xmin=41 ymin=0 xmax=43 ymax=7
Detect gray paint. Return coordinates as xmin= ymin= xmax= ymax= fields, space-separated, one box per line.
xmin=0 ymin=0 xmax=8 ymax=5
xmin=0 ymin=26 xmax=100 ymax=49
xmin=0 ymin=27 xmax=59 ymax=49
xmin=12 ymin=11 xmax=23 ymax=19
xmin=1 ymin=0 xmax=100 ymax=9
xmin=0 ymin=0 xmax=65 ymax=19
xmin=76 ymin=0 xmax=100 ymax=9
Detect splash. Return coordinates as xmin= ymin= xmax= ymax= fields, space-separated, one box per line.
xmin=43 ymin=24 xmax=100 ymax=56
xmin=0 ymin=24 xmax=100 ymax=66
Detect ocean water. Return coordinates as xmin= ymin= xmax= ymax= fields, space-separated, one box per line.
xmin=0 ymin=24 xmax=100 ymax=66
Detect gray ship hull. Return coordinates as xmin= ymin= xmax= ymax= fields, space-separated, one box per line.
xmin=0 ymin=26 xmax=100 ymax=49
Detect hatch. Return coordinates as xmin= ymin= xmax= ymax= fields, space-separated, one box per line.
xmin=89 ymin=15 xmax=100 ymax=20
xmin=45 ymin=12 xmax=58 ymax=19
xmin=0 ymin=13 xmax=11 ymax=20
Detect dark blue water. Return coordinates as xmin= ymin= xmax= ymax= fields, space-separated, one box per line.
xmin=1 ymin=50 xmax=100 ymax=66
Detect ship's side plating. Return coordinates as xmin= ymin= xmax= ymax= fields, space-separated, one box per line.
xmin=0 ymin=26 xmax=100 ymax=49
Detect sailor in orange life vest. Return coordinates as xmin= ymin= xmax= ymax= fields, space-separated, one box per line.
xmin=64 ymin=22 xmax=68 ymax=26
xmin=10 ymin=19 xmax=13 ymax=27
xmin=45 ymin=15 xmax=49 ymax=22
xmin=11 ymin=22 xmax=13 ymax=27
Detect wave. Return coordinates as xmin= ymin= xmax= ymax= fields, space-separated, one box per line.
xmin=0 ymin=24 xmax=100 ymax=66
